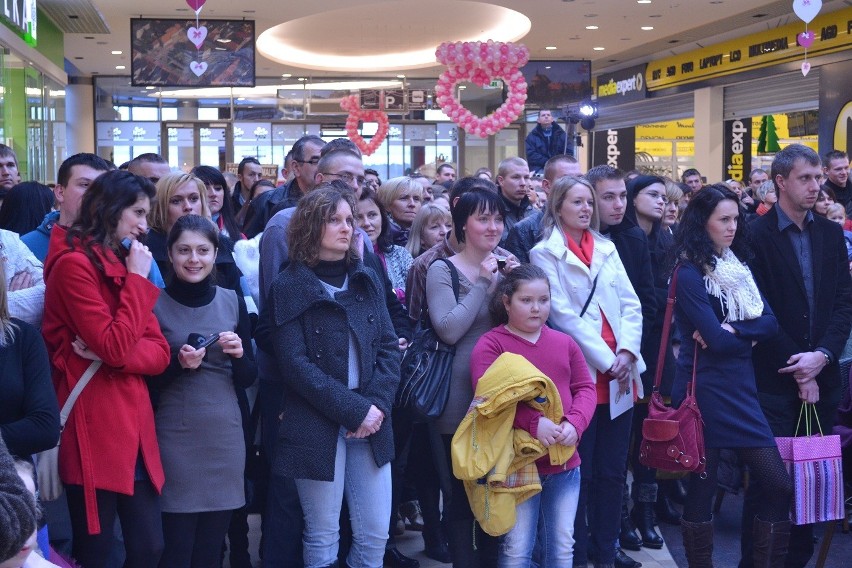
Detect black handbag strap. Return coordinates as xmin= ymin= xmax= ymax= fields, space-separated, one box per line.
xmin=421 ymin=258 xmax=460 ymax=327
xmin=579 ymin=274 xmax=599 ymax=318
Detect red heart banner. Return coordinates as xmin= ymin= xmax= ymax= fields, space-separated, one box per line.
xmin=340 ymin=95 xmax=389 ymax=156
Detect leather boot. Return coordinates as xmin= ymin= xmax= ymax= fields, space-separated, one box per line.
xmin=614 ymin=548 xmax=642 ymax=568
xmin=751 ymin=517 xmax=791 ymax=568
xmin=446 ymin=519 xmax=477 ymax=567
xmin=619 ymin=486 xmax=643 ymax=551
xmin=632 ymin=483 xmax=664 ymax=549
xmin=422 ymin=522 xmax=451 ymax=564
xmin=384 ymin=546 xmax=420 ymax=568
xmin=655 ymin=490 xmax=682 ymax=525
xmin=680 ymin=518 xmax=714 ymax=568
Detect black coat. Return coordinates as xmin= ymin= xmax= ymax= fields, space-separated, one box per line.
xmin=242 ymin=178 xmax=304 ymax=239
xmin=749 ymin=208 xmax=852 ymax=397
xmin=268 ymin=260 xmax=400 ymax=481
xmin=504 ymin=210 xmax=544 ymax=264
xmin=524 ymin=122 xmax=568 ymax=172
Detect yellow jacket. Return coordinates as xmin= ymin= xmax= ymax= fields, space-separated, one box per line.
xmin=451 ymin=352 xmax=575 ymax=536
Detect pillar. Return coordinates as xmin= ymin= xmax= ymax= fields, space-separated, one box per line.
xmin=66 ymin=77 xmax=95 ymax=155
xmin=693 ymin=87 xmax=724 ymax=182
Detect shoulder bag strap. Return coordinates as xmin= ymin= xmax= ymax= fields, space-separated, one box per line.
xmin=420 ymin=257 xmax=461 ymax=329
xmin=59 ymin=361 xmax=102 ymax=431
xmin=578 ymin=274 xmax=599 ymax=318
xmin=653 ymin=266 xmax=678 ymax=393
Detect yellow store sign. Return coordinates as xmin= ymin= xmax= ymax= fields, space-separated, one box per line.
xmin=646 ymin=7 xmax=852 ymax=90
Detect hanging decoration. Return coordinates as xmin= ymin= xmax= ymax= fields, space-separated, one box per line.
xmin=792 ymin=0 xmax=822 ymax=76
xmin=434 ymin=41 xmax=529 ymax=138
xmin=186 ymin=0 xmax=207 ymax=12
xmin=340 ymin=95 xmax=390 ymax=156
xmin=186 ymin=0 xmax=209 ymax=77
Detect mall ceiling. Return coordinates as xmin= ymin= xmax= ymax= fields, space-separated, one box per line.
xmin=42 ymin=0 xmax=846 ymax=79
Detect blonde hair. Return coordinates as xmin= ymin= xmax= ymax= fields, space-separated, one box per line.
xmin=405 ymin=203 xmax=452 ymax=257
xmin=376 ymin=177 xmax=423 ymax=223
xmin=149 ymin=173 xmax=210 ymax=233
xmin=664 ymin=178 xmax=684 ymax=203
xmin=0 ymin=261 xmax=19 ymax=347
xmin=827 ymin=203 xmax=847 ymax=220
xmin=541 ymin=176 xmax=599 ymax=238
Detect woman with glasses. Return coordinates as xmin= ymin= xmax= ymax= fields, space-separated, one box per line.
xmin=377 ymin=177 xmax=424 ymax=246
xmin=754 ymin=180 xmax=777 ymax=216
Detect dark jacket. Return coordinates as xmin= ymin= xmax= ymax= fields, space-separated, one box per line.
xmin=749 ymin=208 xmax=852 ymax=396
xmin=505 ymin=210 xmax=544 ymax=264
xmin=268 ymin=260 xmax=401 ymax=481
xmin=524 ymin=122 xmax=568 ymax=172
xmin=498 ymin=191 xmax=535 ymax=248
xmin=243 ymin=178 xmax=304 ymax=238
xmin=823 ymin=178 xmax=852 ymax=212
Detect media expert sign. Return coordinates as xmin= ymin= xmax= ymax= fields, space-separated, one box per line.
xmin=723 ymin=119 xmax=752 ymax=182
xmin=593 ymin=128 xmax=636 ymax=172
xmin=646 ymin=6 xmax=852 ymax=90
xmin=594 ymin=64 xmax=647 ymax=106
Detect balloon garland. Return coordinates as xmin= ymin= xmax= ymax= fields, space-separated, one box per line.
xmin=792 ymin=0 xmax=822 ymax=76
xmin=340 ymin=95 xmax=390 ymax=156
xmin=434 ymin=41 xmax=529 ymax=138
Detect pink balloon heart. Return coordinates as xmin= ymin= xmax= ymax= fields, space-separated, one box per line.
xmin=801 ymin=61 xmax=811 ymax=76
xmin=340 ymin=96 xmax=389 ymax=156
xmin=798 ymin=31 xmax=815 ymax=48
xmin=186 ymin=0 xmax=206 ymax=11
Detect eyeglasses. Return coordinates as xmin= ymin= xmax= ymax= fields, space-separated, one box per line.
xmin=294 ymin=157 xmax=321 ymax=166
xmin=640 ymin=190 xmax=668 ymax=204
xmin=323 ymin=171 xmax=366 ymax=186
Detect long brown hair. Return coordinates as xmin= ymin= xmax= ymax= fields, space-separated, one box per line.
xmin=288 ymin=181 xmax=360 ymax=267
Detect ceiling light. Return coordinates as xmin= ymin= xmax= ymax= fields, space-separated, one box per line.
xmin=111 ymin=50 xmax=122 ymax=55
xmin=593 ymin=47 xmax=605 ymax=51
xmin=115 ymin=65 xmax=126 ymax=70
xmin=281 ymin=73 xmax=292 ymax=78
xmin=545 ymin=46 xmax=557 ymax=50
xmin=637 ymin=0 xmax=651 ymax=3
xmin=585 ymin=25 xmax=599 ymax=30
xmin=397 ymin=74 xmax=406 ymax=78
xmin=458 ymin=85 xmax=466 ymax=89
xmin=545 ymin=66 xmax=551 ymax=69
xmin=641 ymin=26 xmax=654 ymax=30
xmin=146 ymin=86 xmax=155 ymax=90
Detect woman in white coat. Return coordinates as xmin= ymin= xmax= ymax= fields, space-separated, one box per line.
xmin=529 ymin=176 xmax=644 ymax=568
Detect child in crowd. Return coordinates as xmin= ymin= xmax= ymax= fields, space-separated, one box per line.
xmin=826 ymin=203 xmax=852 ymax=266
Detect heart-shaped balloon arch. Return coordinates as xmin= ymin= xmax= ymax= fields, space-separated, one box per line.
xmin=435 ymin=41 xmax=529 ymax=138
xmin=340 ymin=95 xmax=390 ymax=156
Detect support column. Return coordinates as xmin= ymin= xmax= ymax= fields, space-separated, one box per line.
xmin=693 ymin=87 xmax=724 ymax=182
xmin=66 ymin=77 xmax=95 ymax=156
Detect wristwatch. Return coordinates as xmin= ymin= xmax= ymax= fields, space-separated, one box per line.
xmin=819 ymin=351 xmax=831 ymax=366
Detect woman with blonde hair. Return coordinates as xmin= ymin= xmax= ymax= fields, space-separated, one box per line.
xmin=376 ymin=177 xmax=424 ymax=246
xmin=530 ymin=176 xmax=644 ymax=568
xmin=405 ymin=203 xmax=453 ymax=258
xmin=662 ymin=179 xmax=684 ymax=232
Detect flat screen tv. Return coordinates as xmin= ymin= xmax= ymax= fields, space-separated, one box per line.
xmin=521 ymin=60 xmax=592 ymax=108
xmin=131 ymin=18 xmax=255 ymax=87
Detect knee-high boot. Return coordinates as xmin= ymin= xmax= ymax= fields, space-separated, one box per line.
xmin=681 ymin=518 xmax=714 ymax=568
xmin=632 ymin=482 xmax=664 ymax=549
xmin=752 ymin=517 xmax=791 ymax=568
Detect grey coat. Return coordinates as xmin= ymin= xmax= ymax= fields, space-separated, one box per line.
xmin=269 ymin=260 xmax=400 ymax=481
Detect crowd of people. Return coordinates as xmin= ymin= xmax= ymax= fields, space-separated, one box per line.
xmin=0 ymin=135 xmax=850 ymax=568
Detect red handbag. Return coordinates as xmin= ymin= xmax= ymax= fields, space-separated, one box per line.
xmin=638 ymin=266 xmax=707 ymax=476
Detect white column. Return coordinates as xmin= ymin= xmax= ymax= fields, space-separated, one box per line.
xmin=693 ymin=87 xmax=724 ymax=182
xmin=65 ymin=78 xmax=95 ymax=155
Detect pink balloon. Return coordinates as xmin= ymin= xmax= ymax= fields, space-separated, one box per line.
xmin=186 ymin=0 xmax=206 ymax=10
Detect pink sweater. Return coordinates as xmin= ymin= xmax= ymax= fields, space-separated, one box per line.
xmin=470 ymin=325 xmax=596 ymax=474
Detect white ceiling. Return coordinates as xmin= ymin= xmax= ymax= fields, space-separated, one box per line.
xmin=45 ymin=0 xmax=845 ymax=79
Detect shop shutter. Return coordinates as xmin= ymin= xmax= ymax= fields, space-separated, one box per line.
xmin=592 ymin=93 xmax=694 ymax=131
xmin=723 ymin=69 xmax=820 ymax=120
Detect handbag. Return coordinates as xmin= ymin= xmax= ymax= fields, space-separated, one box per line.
xmin=776 ymin=403 xmax=844 ymax=525
xmin=36 ymin=360 xmax=102 ymax=501
xmin=638 ymin=266 xmax=707 ymax=476
xmin=396 ymin=258 xmax=459 ymax=421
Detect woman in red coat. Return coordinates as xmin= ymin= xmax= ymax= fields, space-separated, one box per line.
xmin=42 ymin=170 xmax=171 ymax=568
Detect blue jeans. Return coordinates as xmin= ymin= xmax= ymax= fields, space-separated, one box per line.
xmin=499 ymin=466 xmax=581 ymax=568
xmin=295 ymin=429 xmax=392 ymax=568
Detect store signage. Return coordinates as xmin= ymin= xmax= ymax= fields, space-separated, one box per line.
xmin=360 ymin=88 xmax=433 ymax=112
xmin=383 ymin=88 xmax=405 ymax=111
xmin=594 ymin=64 xmax=647 ymax=106
xmin=408 ymin=89 xmax=431 ymax=110
xmin=1 ymin=0 xmax=36 ymax=45
xmin=723 ymin=119 xmax=752 ymax=182
xmin=817 ymin=59 xmax=852 ymax=155
xmin=592 ymin=127 xmax=636 ymax=172
xmin=646 ymin=6 xmax=852 ymax=91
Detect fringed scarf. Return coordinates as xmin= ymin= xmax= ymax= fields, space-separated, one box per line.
xmin=703 ymin=248 xmax=763 ymax=322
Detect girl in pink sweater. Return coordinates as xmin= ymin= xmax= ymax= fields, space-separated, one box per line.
xmin=470 ymin=264 xmax=596 ymax=567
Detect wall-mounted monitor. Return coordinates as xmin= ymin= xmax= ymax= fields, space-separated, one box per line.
xmin=521 ymin=60 xmax=592 ymax=108
xmin=131 ymin=18 xmax=255 ymax=88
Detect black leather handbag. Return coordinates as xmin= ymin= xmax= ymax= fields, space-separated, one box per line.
xmin=396 ymin=258 xmax=459 ymax=421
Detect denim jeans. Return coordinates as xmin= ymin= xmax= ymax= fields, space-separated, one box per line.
xmin=499 ymin=466 xmax=581 ymax=567
xmin=295 ymin=428 xmax=392 ymax=568
xmin=573 ymin=404 xmax=633 ymax=565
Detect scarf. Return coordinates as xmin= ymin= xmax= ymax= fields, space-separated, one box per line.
xmin=703 ymin=248 xmax=763 ymax=322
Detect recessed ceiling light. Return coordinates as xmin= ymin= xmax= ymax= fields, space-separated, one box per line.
xmin=111 ymin=50 xmax=122 ymax=55
xmin=545 ymin=66 xmax=552 ymax=69
xmin=282 ymin=73 xmax=292 ymax=77
xmin=637 ymin=0 xmax=651 ymax=3
xmin=545 ymin=46 xmax=557 ymax=50
xmin=297 ymin=77 xmax=307 ymax=81
xmin=397 ymin=74 xmax=406 ymax=78
xmin=593 ymin=47 xmax=605 ymax=51
xmin=649 ymin=14 xmax=662 ymax=18
xmin=115 ymin=65 xmax=126 ymax=70
xmin=641 ymin=26 xmax=654 ymax=30
xmin=237 ymin=97 xmax=246 ymax=101
xmin=146 ymin=86 xmax=155 ymax=90
xmin=585 ymin=25 xmax=599 ymax=30
xmin=84 ymin=36 xmax=94 ymax=40
xmin=74 ymin=56 xmax=83 ymax=60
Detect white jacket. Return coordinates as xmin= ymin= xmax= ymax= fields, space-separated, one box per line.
xmin=1 ymin=228 xmax=45 ymax=327
xmin=530 ymin=228 xmax=645 ymax=398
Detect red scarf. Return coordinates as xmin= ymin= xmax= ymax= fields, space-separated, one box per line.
xmin=756 ymin=202 xmax=771 ymax=216
xmin=564 ymin=229 xmax=594 ymax=267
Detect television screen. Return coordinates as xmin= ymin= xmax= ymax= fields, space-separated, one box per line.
xmin=131 ymin=18 xmax=255 ymax=88
xmin=521 ymin=60 xmax=592 ymax=108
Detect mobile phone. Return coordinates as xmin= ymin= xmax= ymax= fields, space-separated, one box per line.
xmin=121 ymin=237 xmax=132 ymax=250
xmin=194 ymin=333 xmax=220 ymax=350
xmin=495 ymin=256 xmax=507 ymax=270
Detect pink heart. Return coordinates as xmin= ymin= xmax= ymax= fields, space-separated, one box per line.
xmin=186 ymin=0 xmax=206 ymax=11
xmin=792 ymin=0 xmax=822 ymax=24
xmin=340 ymin=96 xmax=389 ymax=156
xmin=188 ymin=26 xmax=207 ymax=49
xmin=190 ymin=61 xmax=208 ymax=77
xmin=798 ymin=31 xmax=815 ymax=48
xmin=801 ymin=61 xmax=811 ymax=76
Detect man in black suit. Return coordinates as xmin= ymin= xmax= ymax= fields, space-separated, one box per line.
xmin=743 ymin=144 xmax=852 ymax=568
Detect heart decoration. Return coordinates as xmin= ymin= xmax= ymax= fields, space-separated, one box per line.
xmin=434 ymin=41 xmax=529 ymax=138
xmin=792 ymin=0 xmax=822 ymax=24
xmin=340 ymin=95 xmax=389 ymax=156
xmin=797 ymin=30 xmax=815 ymax=48
xmin=801 ymin=61 xmax=811 ymax=76
xmin=186 ymin=0 xmax=206 ymax=12
xmin=190 ymin=61 xmax=208 ymax=77
xmin=188 ymin=26 xmax=208 ymax=49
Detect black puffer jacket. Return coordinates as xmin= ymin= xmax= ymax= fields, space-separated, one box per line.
xmin=268 ymin=260 xmax=400 ymax=481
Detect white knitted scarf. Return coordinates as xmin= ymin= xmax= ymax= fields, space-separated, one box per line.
xmin=703 ymin=248 xmax=764 ymax=322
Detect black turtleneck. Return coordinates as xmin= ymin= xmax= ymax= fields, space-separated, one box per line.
xmin=312 ymin=258 xmax=348 ymax=288
xmin=165 ymin=275 xmax=216 ymax=307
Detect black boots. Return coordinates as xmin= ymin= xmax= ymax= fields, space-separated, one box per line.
xmin=681 ymin=518 xmax=714 ymax=568
xmin=751 ymin=517 xmax=791 ymax=568
xmin=619 ymin=486 xmax=643 ymax=551
xmin=655 ymin=489 xmax=682 ymax=525
xmin=422 ymin=522 xmax=451 ymax=564
xmin=384 ymin=547 xmax=420 ymax=568
xmin=631 ymin=482 xmax=664 ymax=550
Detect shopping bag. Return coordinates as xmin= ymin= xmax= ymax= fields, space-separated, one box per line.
xmin=775 ymin=403 xmax=844 ymax=525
